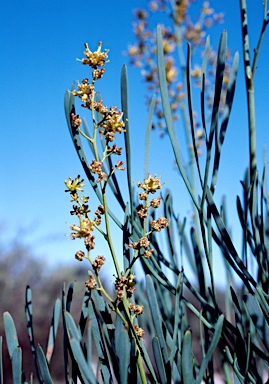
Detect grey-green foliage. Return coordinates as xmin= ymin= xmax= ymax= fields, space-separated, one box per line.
xmin=2 ymin=4 xmax=269 ymax=382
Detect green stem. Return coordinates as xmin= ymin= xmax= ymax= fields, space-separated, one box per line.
xmin=239 ymin=0 xmax=257 ymax=184
xmin=252 ymin=0 xmax=268 ymax=82
xmin=102 ymin=192 xmax=121 ymax=278
xmin=78 ymin=128 xmax=94 ymax=144
xmin=137 ymin=350 xmax=147 ymax=384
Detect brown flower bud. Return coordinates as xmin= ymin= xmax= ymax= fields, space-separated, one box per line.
xmin=75 ymin=250 xmax=85 ymax=261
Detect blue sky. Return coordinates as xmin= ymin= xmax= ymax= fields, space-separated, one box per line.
xmin=1 ymin=1 xmax=269 ymax=283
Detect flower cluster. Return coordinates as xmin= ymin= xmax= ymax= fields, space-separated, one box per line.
xmin=129 ymin=174 xmax=168 ymax=259
xmin=71 ymin=42 xmax=125 ymax=184
xmin=129 ymin=303 xmax=144 ymax=316
xmin=65 ymin=176 xmax=107 ymax=293
xmin=133 ymin=324 xmax=145 ymax=339
xmin=66 ymin=42 xmax=147 ymax=346
xmin=115 ymin=274 xmax=136 ymax=300
xmin=92 ymin=255 xmax=106 ymax=271
xmin=78 ymin=42 xmax=109 ymax=70
xmin=85 ymin=273 xmax=98 ymax=290
xmin=127 ymin=1 xmax=229 ymax=137
xmin=64 ymin=175 xmax=105 ymax=254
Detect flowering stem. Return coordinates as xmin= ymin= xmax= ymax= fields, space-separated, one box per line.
xmin=90 ymin=90 xmax=101 ymax=164
xmin=137 ymin=351 xmax=147 ymax=384
xmin=78 ymin=129 xmax=94 ymax=144
xmin=102 ymin=192 xmax=121 ymax=278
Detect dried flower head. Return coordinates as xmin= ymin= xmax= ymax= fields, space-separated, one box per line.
xmin=92 ymin=68 xmax=106 ymax=80
xmin=136 ymin=204 xmax=148 ymax=219
xmin=75 ymin=250 xmax=85 ymax=261
xmin=89 ymin=160 xmax=107 ymax=182
xmin=70 ymin=113 xmax=82 ymax=128
xmin=129 ymin=303 xmax=144 ymax=315
xmin=139 ymin=237 xmax=150 ymax=248
xmin=150 ymin=196 xmax=161 ymax=208
xmin=115 ymin=274 xmax=136 ymax=300
xmin=150 ymin=217 xmax=169 ymax=232
xmin=92 ymin=255 xmax=106 ymax=271
xmin=139 ymin=192 xmax=149 ymax=201
xmin=84 ymin=234 xmax=95 ymax=251
xmin=134 ymin=324 xmax=145 ymax=339
xmin=143 ymin=249 xmax=154 ymax=258
xmin=85 ymin=273 xmax=97 ymax=289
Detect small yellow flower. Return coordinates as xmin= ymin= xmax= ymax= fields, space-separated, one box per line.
xmin=128 ymin=45 xmax=139 ymax=57
xmin=137 ymin=174 xmax=162 ymax=194
xmin=64 ymin=175 xmax=85 ymax=192
xmin=165 ymin=59 xmax=177 ymax=83
xmin=72 ymin=78 xmax=94 ymax=103
xmin=78 ymin=42 xmax=109 ymax=69
xmin=100 ymin=107 xmax=125 ymax=133
xmin=70 ymin=217 xmax=95 ymax=240
xmin=191 ymin=66 xmax=202 ymax=78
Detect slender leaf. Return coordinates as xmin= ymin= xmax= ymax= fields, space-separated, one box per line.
xmin=219 ymin=51 xmax=239 ymax=145
xmin=142 ymin=257 xmax=176 ymax=294
xmin=186 ymin=42 xmax=202 ymax=184
xmin=206 ymin=187 xmax=256 ymax=289
xmin=69 ymin=338 xmax=97 ymax=384
xmin=195 ymin=315 xmax=224 ymax=383
xmin=244 ymin=294 xmax=269 ymax=352
xmin=89 ymin=299 xmax=113 ymax=383
xmin=191 ymin=227 xmax=206 ymax=298
xmin=37 ymin=345 xmax=53 ymax=384
xmin=121 ymin=65 xmax=133 ymax=219
xmin=65 ymin=311 xmax=82 ymax=343
xmin=46 ymin=298 xmax=61 ymax=364
xmin=208 ymin=30 xmax=227 ymax=148
xmin=115 ymin=322 xmax=130 ymax=384
xmin=210 ymin=51 xmax=239 ymax=191
xmin=182 ymin=330 xmax=194 ymax=384
xmin=146 ymin=275 xmax=170 ymax=376
xmin=3 ymin=312 xmax=19 ymax=358
xmin=92 ymin=289 xmax=114 ymax=330
xmin=201 ymin=31 xmax=227 ymax=207
xmin=62 ymin=283 xmax=71 ymax=383
xmin=156 ymin=24 xmax=198 ymax=210
xmin=152 ymin=336 xmax=167 ymax=384
xmin=201 ymin=35 xmax=211 ymax=139
xmin=12 ymin=347 xmax=22 ymax=384
xmin=0 ymin=337 xmax=3 ymax=384
xmin=163 ymin=191 xmax=179 ymax=269
xmin=170 ymin=274 xmax=183 ymax=372
xmin=25 ymin=285 xmax=41 ymax=383
xmin=78 ymin=289 xmax=91 ymax=340
xmin=144 ymin=93 xmax=156 ymax=179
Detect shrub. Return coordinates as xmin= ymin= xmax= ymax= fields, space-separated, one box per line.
xmin=2 ymin=1 xmax=269 ymax=383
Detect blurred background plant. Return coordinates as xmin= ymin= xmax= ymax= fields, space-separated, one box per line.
xmin=127 ymin=0 xmax=231 ymax=137
xmin=1 ymin=0 xmax=269 ymax=383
